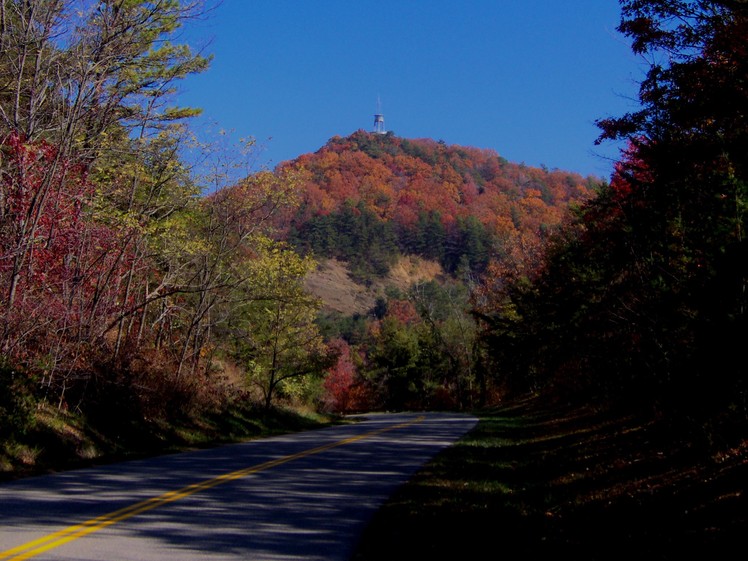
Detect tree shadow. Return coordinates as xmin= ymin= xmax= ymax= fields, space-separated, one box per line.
xmin=352 ymin=398 xmax=748 ymax=560
xmin=0 ymin=413 xmax=477 ymax=561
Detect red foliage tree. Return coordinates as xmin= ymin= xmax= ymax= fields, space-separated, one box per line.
xmin=0 ymin=134 xmax=138 ymax=388
xmin=321 ymin=338 xmax=374 ymax=413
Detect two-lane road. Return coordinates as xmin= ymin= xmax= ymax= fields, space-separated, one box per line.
xmin=0 ymin=412 xmax=477 ymax=560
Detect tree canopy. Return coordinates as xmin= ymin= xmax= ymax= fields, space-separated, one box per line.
xmin=478 ymin=0 xmax=748 ymax=432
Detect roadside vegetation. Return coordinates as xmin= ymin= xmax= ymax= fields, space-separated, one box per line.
xmin=352 ymin=396 xmax=747 ymax=559
xmin=0 ymin=0 xmax=340 ymax=481
xmin=0 ymin=391 xmax=333 ymax=482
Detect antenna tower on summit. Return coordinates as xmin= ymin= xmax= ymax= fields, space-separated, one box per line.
xmin=373 ymin=96 xmax=386 ymax=134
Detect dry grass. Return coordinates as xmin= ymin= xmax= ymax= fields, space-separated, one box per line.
xmin=304 ymin=256 xmax=445 ymax=315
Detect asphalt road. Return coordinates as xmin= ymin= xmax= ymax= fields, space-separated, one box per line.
xmin=0 ymin=412 xmax=477 ymax=561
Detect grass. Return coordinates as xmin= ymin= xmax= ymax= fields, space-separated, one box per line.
xmin=351 ymin=396 xmax=748 ymax=560
xmin=0 ymin=401 xmax=338 ymax=482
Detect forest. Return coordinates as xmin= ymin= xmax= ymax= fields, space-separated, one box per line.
xmin=477 ymin=0 xmax=748 ymax=440
xmin=1 ymin=0 xmax=746 ymax=489
xmin=278 ymin=131 xmax=596 ymax=410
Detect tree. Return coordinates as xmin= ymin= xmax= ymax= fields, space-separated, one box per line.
xmin=0 ymin=2 xmax=312 ymax=425
xmin=232 ymin=239 xmax=333 ymax=410
xmin=321 ymin=338 xmax=361 ymax=413
xmin=478 ymin=0 xmax=748 ymax=421
xmin=594 ymin=0 xmax=748 ymax=410
xmin=368 ymin=312 xmax=422 ymax=411
xmin=409 ymin=280 xmax=478 ymax=408
xmin=0 ymin=0 xmax=209 ymax=376
xmin=156 ymin=167 xmax=301 ymax=378
xmin=0 ymin=0 xmax=208 ymax=144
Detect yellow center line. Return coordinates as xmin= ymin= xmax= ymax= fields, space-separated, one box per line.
xmin=1 ymin=415 xmax=425 ymax=561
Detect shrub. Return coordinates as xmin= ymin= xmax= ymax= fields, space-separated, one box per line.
xmin=0 ymin=359 xmax=37 ymax=438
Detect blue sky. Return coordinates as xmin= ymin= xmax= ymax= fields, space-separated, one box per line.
xmin=178 ymin=1 xmax=644 ymax=179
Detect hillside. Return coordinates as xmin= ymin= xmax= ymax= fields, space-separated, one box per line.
xmin=305 ymin=256 xmax=445 ymax=315
xmin=272 ymin=132 xmax=605 ymax=412
xmin=279 ymin=131 xmax=600 ymax=280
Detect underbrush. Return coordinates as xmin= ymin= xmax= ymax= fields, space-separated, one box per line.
xmin=0 ymin=355 xmax=335 ymax=482
xmin=0 ymin=360 xmax=37 ymax=440
xmin=0 ymin=400 xmax=333 ymax=482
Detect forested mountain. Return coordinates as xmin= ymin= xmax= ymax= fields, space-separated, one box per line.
xmin=253 ymin=131 xmax=601 ymax=412
xmin=280 ymin=132 xmax=597 ymax=280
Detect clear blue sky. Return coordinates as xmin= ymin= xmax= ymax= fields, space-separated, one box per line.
xmin=178 ymin=1 xmax=644 ymax=179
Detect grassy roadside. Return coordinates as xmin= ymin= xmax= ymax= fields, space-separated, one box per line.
xmin=351 ymin=397 xmax=747 ymax=560
xmin=0 ymin=401 xmax=335 ymax=482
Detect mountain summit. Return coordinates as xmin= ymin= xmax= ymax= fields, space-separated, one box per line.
xmin=279 ymin=131 xmax=599 ymax=279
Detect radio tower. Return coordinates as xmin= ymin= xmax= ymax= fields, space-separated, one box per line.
xmin=373 ymin=96 xmax=386 ymax=134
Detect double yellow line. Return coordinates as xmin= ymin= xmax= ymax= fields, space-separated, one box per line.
xmin=1 ymin=415 xmax=424 ymax=561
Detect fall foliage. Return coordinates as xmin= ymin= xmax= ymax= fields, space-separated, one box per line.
xmin=0 ymin=1 xmax=324 ymax=432
xmin=277 ymin=131 xmax=598 ymax=411
xmin=2 ymin=0 xmax=745 ymax=464
xmin=283 ymin=132 xmax=596 ymax=280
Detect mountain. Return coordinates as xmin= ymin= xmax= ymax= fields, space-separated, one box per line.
xmin=278 ymin=130 xmax=600 ymax=281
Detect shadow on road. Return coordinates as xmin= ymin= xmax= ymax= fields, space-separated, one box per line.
xmin=0 ymin=412 xmax=476 ymax=561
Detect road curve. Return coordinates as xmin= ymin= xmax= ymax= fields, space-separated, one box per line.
xmin=0 ymin=412 xmax=477 ymax=561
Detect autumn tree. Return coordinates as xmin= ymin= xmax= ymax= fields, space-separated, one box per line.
xmin=367 ymin=301 xmax=423 ymax=410
xmin=0 ymin=0 xmax=213 ymax=412
xmin=594 ymin=0 xmax=748 ymax=415
xmin=0 ymin=1 xmax=207 ymax=312
xmin=229 ymin=238 xmax=334 ymax=410
xmin=320 ymin=338 xmax=376 ymax=413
